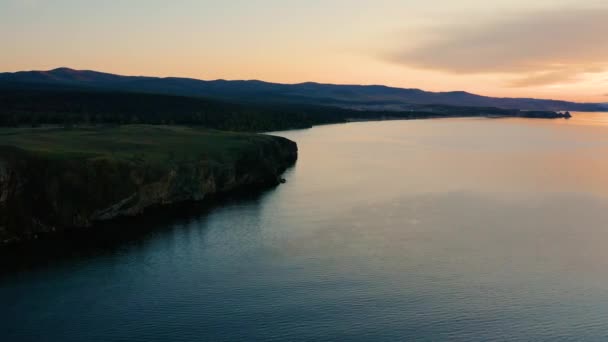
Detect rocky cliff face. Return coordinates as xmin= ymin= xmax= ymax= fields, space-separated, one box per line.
xmin=0 ymin=137 xmax=297 ymax=245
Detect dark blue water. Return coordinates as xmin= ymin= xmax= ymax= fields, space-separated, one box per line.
xmin=3 ymin=114 xmax=608 ymax=341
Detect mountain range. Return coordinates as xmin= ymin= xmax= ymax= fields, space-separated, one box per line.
xmin=0 ymin=67 xmax=605 ymax=112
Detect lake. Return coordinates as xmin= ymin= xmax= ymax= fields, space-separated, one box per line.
xmin=3 ymin=113 xmax=608 ymax=341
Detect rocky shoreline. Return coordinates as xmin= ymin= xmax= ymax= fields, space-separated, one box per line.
xmin=0 ymin=127 xmax=297 ymax=245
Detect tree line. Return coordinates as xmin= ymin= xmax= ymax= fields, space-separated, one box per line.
xmin=0 ymin=87 xmax=528 ymax=132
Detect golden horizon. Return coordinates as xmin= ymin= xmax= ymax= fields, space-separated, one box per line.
xmin=1 ymin=0 xmax=607 ymax=103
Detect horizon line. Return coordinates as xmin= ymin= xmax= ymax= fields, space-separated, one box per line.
xmin=2 ymin=66 xmax=603 ymax=105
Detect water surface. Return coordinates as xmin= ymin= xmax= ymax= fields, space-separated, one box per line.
xmin=3 ymin=113 xmax=608 ymax=341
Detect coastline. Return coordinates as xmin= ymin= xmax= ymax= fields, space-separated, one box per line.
xmin=0 ymin=110 xmax=572 ymax=247
xmin=0 ymin=126 xmax=297 ymax=246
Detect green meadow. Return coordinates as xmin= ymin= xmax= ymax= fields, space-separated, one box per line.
xmin=0 ymin=125 xmax=284 ymax=164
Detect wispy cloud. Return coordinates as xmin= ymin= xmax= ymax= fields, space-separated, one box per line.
xmin=387 ymin=8 xmax=608 ymax=87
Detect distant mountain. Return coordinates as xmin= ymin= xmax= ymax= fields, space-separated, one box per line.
xmin=0 ymin=67 xmax=603 ymax=111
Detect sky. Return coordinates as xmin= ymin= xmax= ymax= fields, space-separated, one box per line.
xmin=1 ymin=0 xmax=607 ymax=102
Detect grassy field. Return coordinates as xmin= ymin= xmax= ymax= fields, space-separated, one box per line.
xmin=0 ymin=125 xmax=284 ymax=164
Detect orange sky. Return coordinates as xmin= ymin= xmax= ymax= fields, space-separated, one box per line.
xmin=1 ymin=0 xmax=607 ymax=102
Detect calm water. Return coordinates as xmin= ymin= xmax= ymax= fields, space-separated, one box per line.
xmin=3 ymin=113 xmax=608 ymax=341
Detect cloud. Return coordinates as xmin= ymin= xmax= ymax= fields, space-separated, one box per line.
xmin=508 ymin=69 xmax=581 ymax=88
xmin=388 ymin=8 xmax=608 ymax=87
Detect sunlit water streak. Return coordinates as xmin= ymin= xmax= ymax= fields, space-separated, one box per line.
xmin=2 ymin=112 xmax=608 ymax=341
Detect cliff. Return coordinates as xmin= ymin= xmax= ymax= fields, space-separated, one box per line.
xmin=0 ymin=126 xmax=297 ymax=245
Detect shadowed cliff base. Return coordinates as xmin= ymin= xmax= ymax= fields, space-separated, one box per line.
xmin=0 ymin=184 xmax=280 ymax=275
